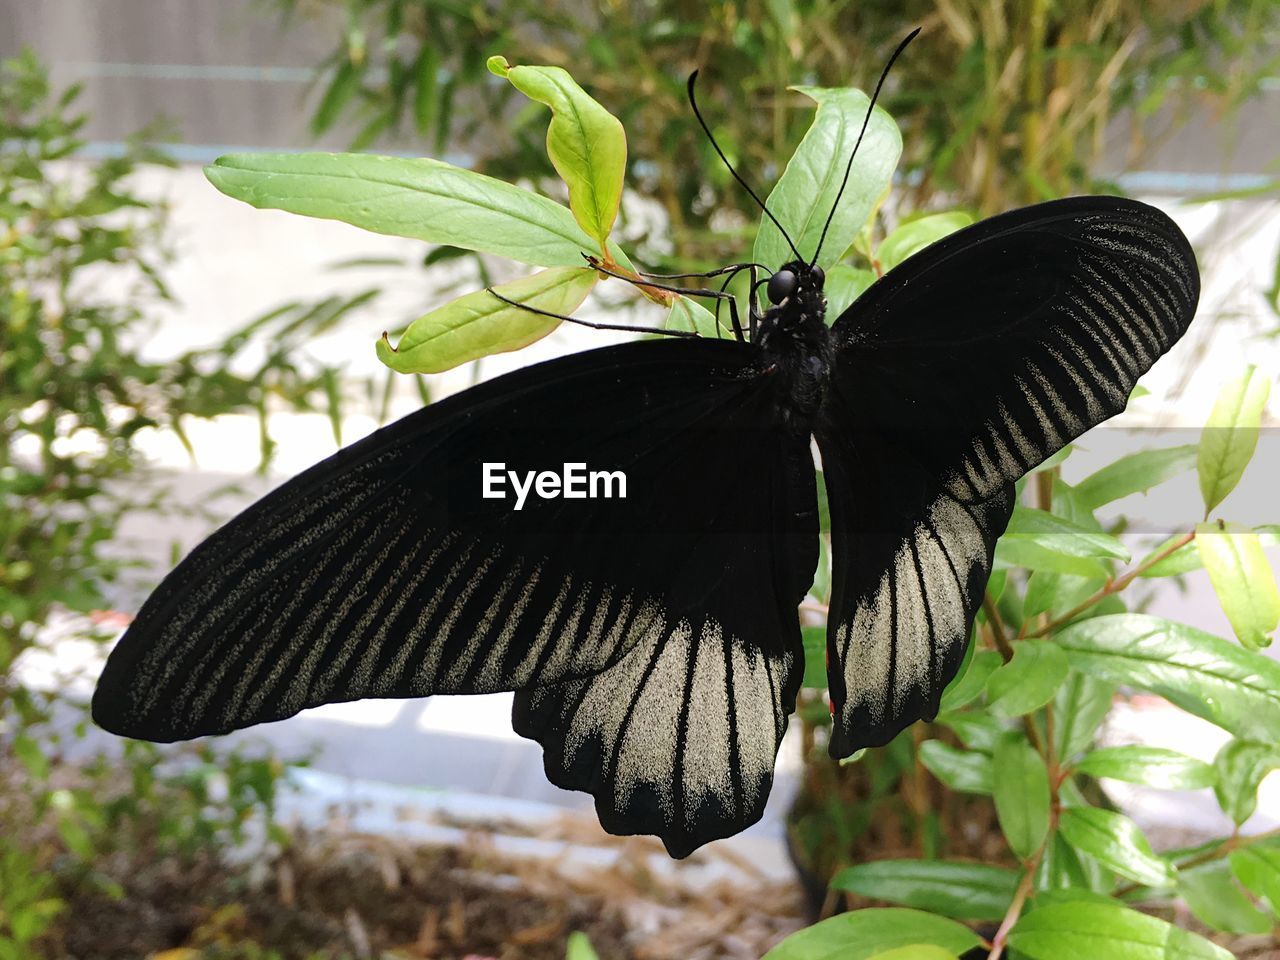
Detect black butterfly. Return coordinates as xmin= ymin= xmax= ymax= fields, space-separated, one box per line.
xmin=92 ymin=35 xmax=1199 ymax=858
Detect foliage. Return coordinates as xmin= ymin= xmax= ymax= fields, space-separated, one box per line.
xmin=269 ymin=0 xmax=1278 ymax=267
xmin=0 ymin=51 xmax=332 ymax=957
xmin=208 ymin=54 xmax=1280 ymax=959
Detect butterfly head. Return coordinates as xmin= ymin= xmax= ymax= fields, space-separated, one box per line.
xmin=766 ymin=261 xmax=825 ymax=308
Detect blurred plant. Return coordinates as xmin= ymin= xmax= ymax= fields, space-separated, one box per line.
xmin=269 ymin=0 xmax=1278 ymax=267
xmin=0 ymin=49 xmax=345 ymax=957
xmin=208 ymin=55 xmax=1280 ymax=958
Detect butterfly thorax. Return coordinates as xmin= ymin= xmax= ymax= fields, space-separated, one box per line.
xmin=756 ymin=265 xmax=834 ymax=429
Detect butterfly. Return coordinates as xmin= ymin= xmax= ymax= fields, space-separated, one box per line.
xmin=92 ymin=32 xmax=1199 ymax=858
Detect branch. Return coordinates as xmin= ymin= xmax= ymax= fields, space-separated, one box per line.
xmin=1023 ymin=530 xmax=1196 ymax=639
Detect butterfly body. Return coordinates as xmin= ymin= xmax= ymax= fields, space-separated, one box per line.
xmin=755 ymin=260 xmax=835 ymax=428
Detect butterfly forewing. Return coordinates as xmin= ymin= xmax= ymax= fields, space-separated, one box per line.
xmin=818 ymin=196 xmax=1199 ymax=757
xmin=93 ymin=337 xmax=818 ymax=857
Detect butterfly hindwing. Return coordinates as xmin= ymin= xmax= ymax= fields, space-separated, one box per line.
xmin=93 ymin=337 xmax=818 ymax=857
xmin=817 ymin=196 xmax=1199 ymax=756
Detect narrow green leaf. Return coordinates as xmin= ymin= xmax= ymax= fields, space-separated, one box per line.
xmin=1198 ymin=365 xmax=1271 ymax=515
xmin=824 ymin=263 xmax=876 ymax=318
xmin=753 ymin=87 xmax=901 ymax=271
xmin=487 ymin=57 xmax=626 ymax=247
xmin=993 ymin=734 xmax=1050 ymax=859
xmin=995 ymin=538 xmax=1109 ymax=579
xmin=939 ymin=648 xmax=1001 ymax=712
xmin=918 ymin=740 xmax=993 ymax=795
xmin=377 ymin=267 xmax=595 ymax=373
xmin=565 ymin=931 xmax=600 ymax=960
xmin=1008 ymin=901 xmax=1233 ymax=960
xmin=666 ymin=296 xmax=725 ymax=338
xmin=985 ymin=640 xmax=1069 ymax=717
xmin=801 ymin=624 xmax=826 ymax=689
xmin=1212 ymin=739 xmax=1280 ymax=825
xmin=1229 ymin=846 xmax=1280 ymax=913
xmin=1195 ymin=523 xmax=1280 ymax=649
xmin=1037 ymin=834 xmax=1109 ymax=893
xmin=1058 ymin=807 xmax=1173 ymax=887
xmin=204 ymin=152 xmax=633 ymax=270
xmin=1141 ymin=525 xmax=1280 ymax=579
xmin=412 ymin=45 xmax=439 ymax=134
xmin=1073 ymin=746 xmax=1216 ymax=790
xmin=761 ymin=908 xmax=980 ymax=960
xmin=1074 ymin=445 xmax=1198 ymax=509
xmin=312 ymin=59 xmax=363 ymax=135
xmin=1053 ymin=673 xmax=1117 ymax=761
xmin=876 ymin=211 xmax=974 ymax=272
xmin=831 ymin=860 xmax=1017 ymax=921
xmin=1055 ymin=614 xmax=1280 ymax=742
xmin=1180 ymin=861 xmax=1273 ymax=934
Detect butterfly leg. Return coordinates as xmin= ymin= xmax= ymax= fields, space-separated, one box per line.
xmin=586 ymin=256 xmax=747 ymax=342
xmin=746 ymin=264 xmax=762 ymax=341
xmin=485 ymin=289 xmax=697 ymax=338
xmin=634 ymin=261 xmax=769 ymax=281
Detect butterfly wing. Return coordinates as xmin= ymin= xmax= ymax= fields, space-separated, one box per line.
xmin=815 ymin=196 xmax=1199 ymax=757
xmin=93 ymin=336 xmax=818 ymax=857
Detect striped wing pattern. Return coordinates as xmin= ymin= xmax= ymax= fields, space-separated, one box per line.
xmin=93 ymin=338 xmax=818 ymax=858
xmin=819 ymin=197 xmax=1199 ymax=757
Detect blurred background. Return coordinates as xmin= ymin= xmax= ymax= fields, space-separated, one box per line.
xmin=2 ymin=2 xmax=1279 ymax=958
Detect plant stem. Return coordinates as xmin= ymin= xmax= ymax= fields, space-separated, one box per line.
xmin=1114 ymin=826 xmax=1280 ymax=897
xmin=988 ymin=843 xmax=1045 ymax=960
xmin=1023 ymin=530 xmax=1196 ymax=638
xmin=983 ymin=592 xmax=1016 ymax=662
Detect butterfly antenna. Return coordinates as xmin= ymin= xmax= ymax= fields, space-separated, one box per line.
xmin=809 ymin=27 xmax=920 ymax=268
xmin=687 ymin=70 xmax=804 ymax=263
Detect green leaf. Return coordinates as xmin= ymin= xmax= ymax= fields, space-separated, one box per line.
xmin=1179 ymin=862 xmax=1273 ymax=934
xmin=940 ymin=647 xmax=1001 ymax=712
xmin=876 ymin=211 xmax=974 ymax=272
xmin=761 ymin=908 xmax=980 ymax=960
xmin=312 ymin=59 xmax=363 ymax=135
xmin=487 ymin=57 xmax=626 ymax=247
xmin=867 ymin=948 xmax=957 ymax=960
xmin=1024 ymin=572 xmax=1103 ymax=620
xmin=934 ymin=711 xmax=1003 ymax=753
xmin=1050 ymin=478 xmax=1101 ymax=531
xmin=1140 ymin=525 xmax=1280 ymax=579
xmin=1198 ymin=365 xmax=1271 ymax=515
xmin=753 ymin=87 xmax=901 ymax=271
xmin=1058 ymin=807 xmax=1173 ymax=887
xmin=1074 ymin=445 xmax=1198 ymax=509
xmin=377 ymin=267 xmax=596 ymax=373
xmin=802 ymin=624 xmax=827 ymax=689
xmin=1008 ymin=901 xmax=1233 ymax=960
xmin=565 ymin=931 xmax=600 ymax=960
xmin=1053 ymin=674 xmax=1117 ymax=761
xmin=1054 ymin=614 xmax=1280 ymax=742
xmin=1038 ymin=834 xmax=1110 ymax=894
xmin=204 ymin=152 xmax=633 ymax=270
xmin=1212 ymin=739 xmax=1280 ymax=825
xmin=824 ymin=263 xmax=876 ymax=318
xmin=13 ymin=733 xmax=49 ymax=781
xmin=666 ymin=296 xmax=725 ymax=338
xmin=918 ymin=740 xmax=993 ymax=794
xmin=985 ymin=640 xmax=1069 ymax=717
xmin=830 ymin=860 xmax=1018 ymax=921
xmin=1073 ymin=746 xmax=1216 ymax=790
xmin=993 ymin=734 xmax=1050 ymax=859
xmin=1004 ymin=507 xmax=1130 ymax=562
xmin=1195 ymin=523 xmax=1280 ymax=649
xmin=1229 ymin=846 xmax=1280 ymax=913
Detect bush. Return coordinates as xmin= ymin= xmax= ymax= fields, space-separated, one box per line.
xmin=202 ymin=55 xmax=1280 ymax=959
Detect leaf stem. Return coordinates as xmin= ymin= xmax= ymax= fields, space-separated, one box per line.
xmin=983 ymin=592 xmax=1015 ymax=662
xmin=1023 ymin=530 xmax=1196 ymax=638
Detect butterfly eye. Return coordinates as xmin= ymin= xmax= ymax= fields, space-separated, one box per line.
xmin=767 ymin=269 xmax=798 ymax=304
xmin=810 ymin=265 xmax=825 ymax=287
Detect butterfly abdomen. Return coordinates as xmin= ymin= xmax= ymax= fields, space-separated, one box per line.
xmin=759 ymin=286 xmax=835 ymax=429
